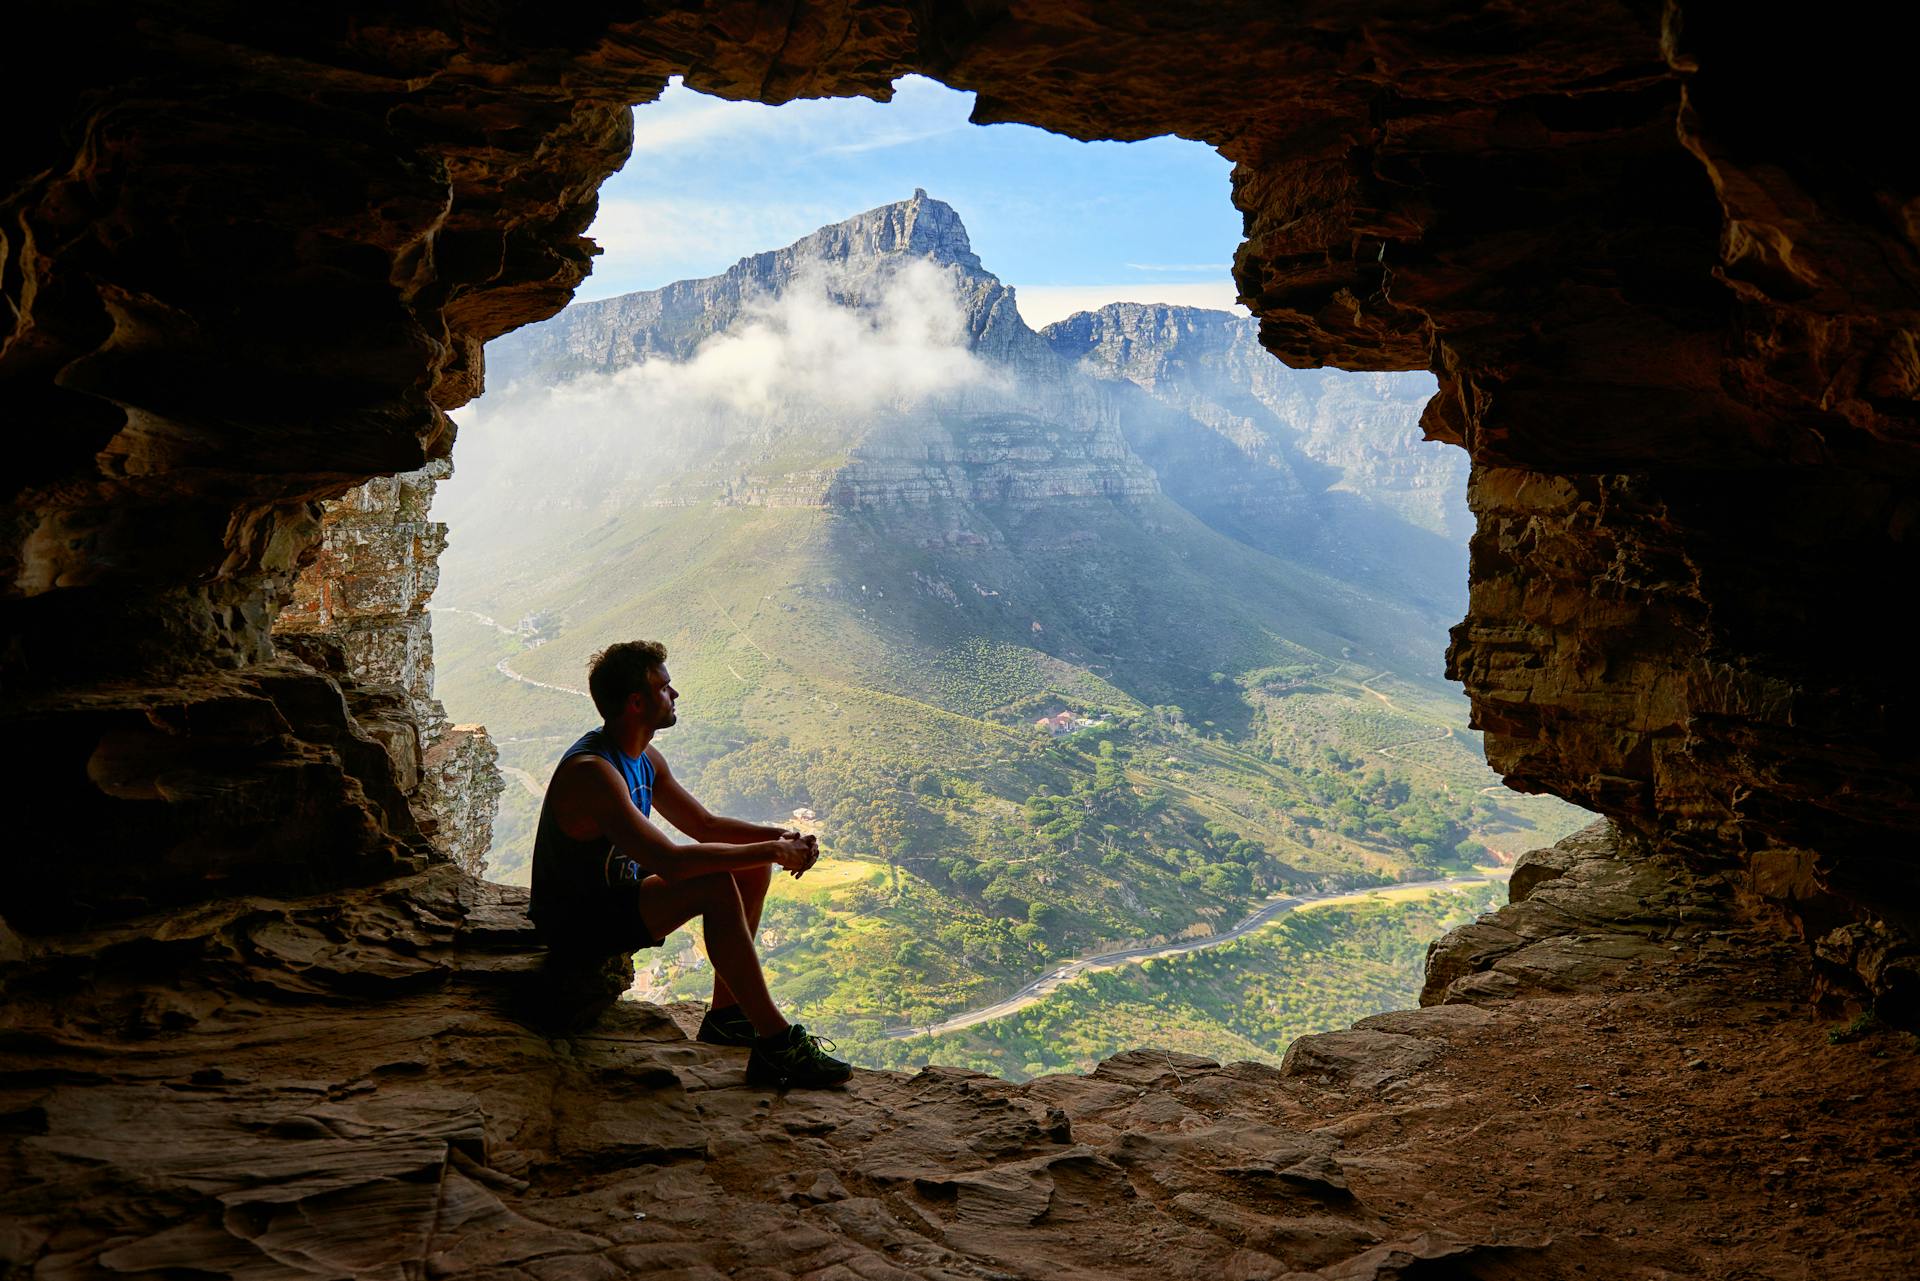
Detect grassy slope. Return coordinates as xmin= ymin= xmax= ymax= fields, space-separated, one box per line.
xmin=433 ymin=484 xmax=1589 ymax=1057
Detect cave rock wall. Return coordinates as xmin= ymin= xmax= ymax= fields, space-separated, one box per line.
xmin=1 ymin=2 xmax=1913 ymax=1001
xmin=273 ymin=461 xmax=503 ymax=877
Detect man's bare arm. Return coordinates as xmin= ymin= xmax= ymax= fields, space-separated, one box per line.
xmin=648 ymin=746 xmax=797 ymax=845
xmin=562 ymin=758 xmax=808 ymax=882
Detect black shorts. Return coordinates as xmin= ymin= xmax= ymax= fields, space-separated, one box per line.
xmin=537 ymin=881 xmax=662 ymax=957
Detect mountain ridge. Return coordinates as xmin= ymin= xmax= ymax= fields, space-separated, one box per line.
xmin=487 ymin=190 xmax=1029 ymax=384
xmin=468 ymin=193 xmax=1464 ymax=628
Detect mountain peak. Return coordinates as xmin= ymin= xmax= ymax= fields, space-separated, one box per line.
xmin=487 ymin=194 xmax=1003 ymax=380
xmin=779 ymin=190 xmax=982 ymax=272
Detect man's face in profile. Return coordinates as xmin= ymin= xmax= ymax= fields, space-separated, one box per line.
xmin=639 ymin=665 xmax=678 ymax=729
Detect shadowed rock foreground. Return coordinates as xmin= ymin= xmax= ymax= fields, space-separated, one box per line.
xmin=7 ymin=823 xmax=1913 ymax=1279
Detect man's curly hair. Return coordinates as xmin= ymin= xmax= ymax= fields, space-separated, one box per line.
xmin=587 ymin=640 xmax=668 ymax=719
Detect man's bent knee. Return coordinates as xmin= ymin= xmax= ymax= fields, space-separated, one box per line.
xmin=694 ymin=871 xmax=744 ymax=909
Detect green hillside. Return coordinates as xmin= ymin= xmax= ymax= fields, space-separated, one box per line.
xmin=432 ymin=493 xmax=1586 ymax=1053
xmin=430 ymin=193 xmax=1591 ymax=1070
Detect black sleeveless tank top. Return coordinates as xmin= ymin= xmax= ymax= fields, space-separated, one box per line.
xmin=528 ymin=727 xmax=658 ymax=952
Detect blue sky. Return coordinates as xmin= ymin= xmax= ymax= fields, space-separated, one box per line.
xmin=582 ymin=76 xmax=1246 ymax=326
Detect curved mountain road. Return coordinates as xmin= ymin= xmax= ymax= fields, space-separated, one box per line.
xmin=434 ymin=605 xmax=514 ymax=636
xmin=883 ymin=873 xmax=1507 ymax=1040
xmin=494 ymin=654 xmax=590 ymax=701
xmin=499 ymin=765 xmax=545 ymax=799
xmin=434 ymin=605 xmax=591 ymax=700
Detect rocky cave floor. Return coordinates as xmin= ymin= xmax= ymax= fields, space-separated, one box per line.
xmin=3 ymin=823 xmax=1916 ymax=1281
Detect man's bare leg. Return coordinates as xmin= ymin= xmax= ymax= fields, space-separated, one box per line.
xmin=710 ymin=863 xmax=773 ymax=1011
xmin=636 ymin=872 xmax=786 ymax=1037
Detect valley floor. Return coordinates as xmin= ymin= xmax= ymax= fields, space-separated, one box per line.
xmin=879 ymin=874 xmax=1506 ymax=1040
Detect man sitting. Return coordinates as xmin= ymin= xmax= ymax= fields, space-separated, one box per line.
xmin=528 ymin=639 xmax=851 ymax=1088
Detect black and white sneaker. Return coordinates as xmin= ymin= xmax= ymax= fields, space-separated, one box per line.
xmin=746 ymin=1024 xmax=853 ymax=1089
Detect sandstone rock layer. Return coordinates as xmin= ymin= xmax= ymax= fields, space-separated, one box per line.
xmin=275 ymin=462 xmax=503 ymax=876
xmin=4 ymin=825 xmax=1914 ymax=1279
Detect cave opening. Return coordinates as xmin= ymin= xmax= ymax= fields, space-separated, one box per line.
xmin=9 ymin=9 xmax=1919 ymax=1273
xmin=297 ymin=74 xmax=1600 ymax=1079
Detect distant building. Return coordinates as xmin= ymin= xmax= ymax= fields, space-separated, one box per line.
xmin=792 ymin=806 xmax=817 ymax=821
xmin=1034 ymin=711 xmax=1105 ymax=736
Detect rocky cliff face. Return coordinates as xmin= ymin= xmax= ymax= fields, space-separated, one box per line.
xmin=274 ymin=466 xmax=449 ymax=729
xmin=1045 ymin=305 xmax=1467 ymax=541
xmin=467 ymin=198 xmax=1452 ymax=632
xmin=489 ymin=189 xmax=990 ymax=380
xmin=1043 ymin=302 xmax=1468 ymax=619
xmin=274 ymin=462 xmax=504 ymax=877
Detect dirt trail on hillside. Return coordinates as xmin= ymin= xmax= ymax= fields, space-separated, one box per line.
xmin=1356 ymin=673 xmax=1456 ymax=757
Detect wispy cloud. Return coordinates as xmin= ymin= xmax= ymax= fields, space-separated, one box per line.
xmin=445 ymin=264 xmax=1004 ymax=521
xmin=811 ymin=126 xmax=963 ymax=157
xmin=603 ymin=260 xmax=999 ymax=413
xmin=623 ymin=76 xmax=964 ymax=161
xmin=1124 ymin=262 xmax=1233 ymax=272
xmin=627 ymin=96 xmax=783 ymax=154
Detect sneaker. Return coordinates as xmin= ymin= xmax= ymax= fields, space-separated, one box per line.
xmin=746 ymin=1023 xmax=853 ymax=1089
xmin=696 ymin=1003 xmax=756 ymax=1047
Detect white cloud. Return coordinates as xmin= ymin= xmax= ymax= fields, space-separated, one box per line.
xmin=599 ymin=259 xmax=998 ymax=413
xmin=620 ymin=75 xmax=967 ymax=162
xmin=1010 ymin=283 xmax=1247 ymax=328
xmin=628 ymin=94 xmax=783 ymax=153
xmin=1123 ymin=262 xmax=1233 ymax=272
xmin=452 ymin=261 xmax=1003 ymax=511
xmin=811 ymin=126 xmax=963 ymax=157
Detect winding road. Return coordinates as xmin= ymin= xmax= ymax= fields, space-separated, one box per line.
xmin=433 ymin=605 xmax=513 ymax=635
xmin=499 ymin=765 xmax=544 ymax=799
xmin=493 ymin=653 xmax=590 ymax=701
xmin=435 ymin=605 xmax=591 ymax=700
xmin=883 ymin=872 xmax=1507 ymax=1040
